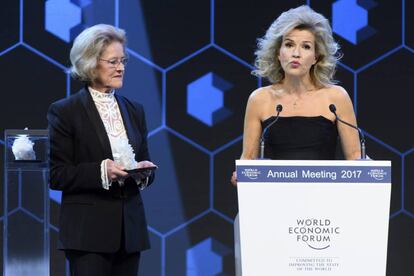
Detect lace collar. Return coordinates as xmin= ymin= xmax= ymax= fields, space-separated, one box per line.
xmin=88 ymin=87 xmax=115 ymax=100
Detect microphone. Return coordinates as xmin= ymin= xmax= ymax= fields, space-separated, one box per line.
xmin=329 ymin=104 xmax=366 ymax=159
xmin=260 ymin=104 xmax=283 ymax=159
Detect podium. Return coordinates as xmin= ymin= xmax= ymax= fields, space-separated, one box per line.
xmin=235 ymin=160 xmax=391 ymax=276
xmin=3 ymin=129 xmax=50 ymax=276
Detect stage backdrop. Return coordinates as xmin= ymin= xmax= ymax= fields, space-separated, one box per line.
xmin=1 ymin=0 xmax=414 ymax=275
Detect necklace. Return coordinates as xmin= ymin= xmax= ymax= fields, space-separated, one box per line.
xmin=292 ymin=97 xmax=301 ymax=108
xmin=291 ymin=87 xmax=316 ymax=108
xmin=293 ymin=99 xmax=299 ymax=107
xmin=270 ymin=84 xmax=316 ymax=108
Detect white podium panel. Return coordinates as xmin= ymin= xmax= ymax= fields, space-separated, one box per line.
xmin=236 ymin=160 xmax=391 ymax=276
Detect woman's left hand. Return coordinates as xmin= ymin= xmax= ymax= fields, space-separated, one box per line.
xmin=132 ymin=160 xmax=157 ymax=179
xmin=137 ymin=160 xmax=157 ymax=169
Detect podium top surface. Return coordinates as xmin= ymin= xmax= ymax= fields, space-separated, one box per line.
xmin=236 ymin=159 xmax=390 ymax=167
xmin=236 ymin=160 xmax=391 ymax=183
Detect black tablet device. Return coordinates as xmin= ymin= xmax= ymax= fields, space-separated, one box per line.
xmin=125 ymin=166 xmax=158 ymax=175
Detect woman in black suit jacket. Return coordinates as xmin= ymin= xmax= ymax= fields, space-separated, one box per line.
xmin=47 ymin=24 xmax=156 ymax=276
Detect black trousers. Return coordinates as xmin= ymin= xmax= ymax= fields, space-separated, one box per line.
xmin=65 ymin=207 xmax=141 ymax=276
xmin=65 ymin=249 xmax=140 ymax=276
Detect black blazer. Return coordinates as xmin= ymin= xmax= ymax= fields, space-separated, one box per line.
xmin=47 ymin=87 xmax=153 ymax=253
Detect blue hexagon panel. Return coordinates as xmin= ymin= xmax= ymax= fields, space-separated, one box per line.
xmin=187 ymin=72 xmax=233 ymax=127
xmin=166 ymin=48 xmax=257 ymax=151
xmin=332 ymin=0 xmax=376 ymax=45
xmin=312 ymin=0 xmax=401 ymax=69
xmin=165 ymin=213 xmax=234 ymax=275
xmin=45 ymin=0 xmax=83 ymax=43
xmin=186 ymin=237 xmax=231 ymax=275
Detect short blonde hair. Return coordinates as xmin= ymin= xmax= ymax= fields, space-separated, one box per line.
xmin=252 ymin=5 xmax=341 ymax=87
xmin=70 ymin=24 xmax=126 ymax=83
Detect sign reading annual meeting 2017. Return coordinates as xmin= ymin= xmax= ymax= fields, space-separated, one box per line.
xmin=236 ymin=160 xmax=391 ymax=276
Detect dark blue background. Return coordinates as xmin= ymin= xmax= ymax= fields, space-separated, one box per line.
xmin=1 ymin=0 xmax=414 ymax=275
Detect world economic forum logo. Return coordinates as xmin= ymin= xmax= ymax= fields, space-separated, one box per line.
xmin=241 ymin=168 xmax=261 ymax=180
xmin=367 ymin=169 xmax=387 ymax=181
xmin=289 ymin=218 xmax=340 ymax=250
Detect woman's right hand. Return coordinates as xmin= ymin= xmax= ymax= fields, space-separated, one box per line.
xmin=106 ymin=159 xmax=128 ymax=181
xmin=231 ymin=171 xmax=237 ymax=186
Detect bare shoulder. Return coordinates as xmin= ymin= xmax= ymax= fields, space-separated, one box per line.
xmin=325 ymin=85 xmax=352 ymax=103
xmin=248 ymin=85 xmax=273 ymax=105
xmin=324 ymin=85 xmax=355 ymax=116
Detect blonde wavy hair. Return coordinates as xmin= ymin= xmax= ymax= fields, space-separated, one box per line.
xmin=252 ymin=5 xmax=341 ymax=87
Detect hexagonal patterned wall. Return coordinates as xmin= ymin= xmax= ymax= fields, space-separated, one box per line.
xmin=1 ymin=0 xmax=414 ymax=275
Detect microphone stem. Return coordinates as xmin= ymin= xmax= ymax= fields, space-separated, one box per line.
xmin=260 ymin=140 xmax=265 ymax=159
xmin=361 ymin=139 xmax=366 ymax=160
xmin=330 ymin=105 xmax=366 ymax=160
xmin=336 ymin=116 xmax=366 ymax=160
xmin=260 ymin=111 xmax=281 ymax=159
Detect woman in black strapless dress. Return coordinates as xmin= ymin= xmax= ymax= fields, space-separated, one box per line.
xmin=232 ymin=7 xmax=362 ymax=274
xmin=231 ymin=5 xmax=361 ymax=185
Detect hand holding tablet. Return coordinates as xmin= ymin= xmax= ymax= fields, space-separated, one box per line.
xmin=125 ymin=162 xmax=158 ymax=180
xmin=125 ymin=166 xmax=157 ymax=175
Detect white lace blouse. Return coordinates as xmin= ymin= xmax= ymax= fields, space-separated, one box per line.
xmin=89 ymin=87 xmax=148 ymax=190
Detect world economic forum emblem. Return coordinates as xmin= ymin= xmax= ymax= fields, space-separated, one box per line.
xmin=288 ymin=218 xmax=340 ymax=251
xmin=241 ymin=168 xmax=261 ymax=180
xmin=368 ymin=169 xmax=387 ymax=181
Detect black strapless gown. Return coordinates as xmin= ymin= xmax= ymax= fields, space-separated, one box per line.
xmin=262 ymin=116 xmax=338 ymax=160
